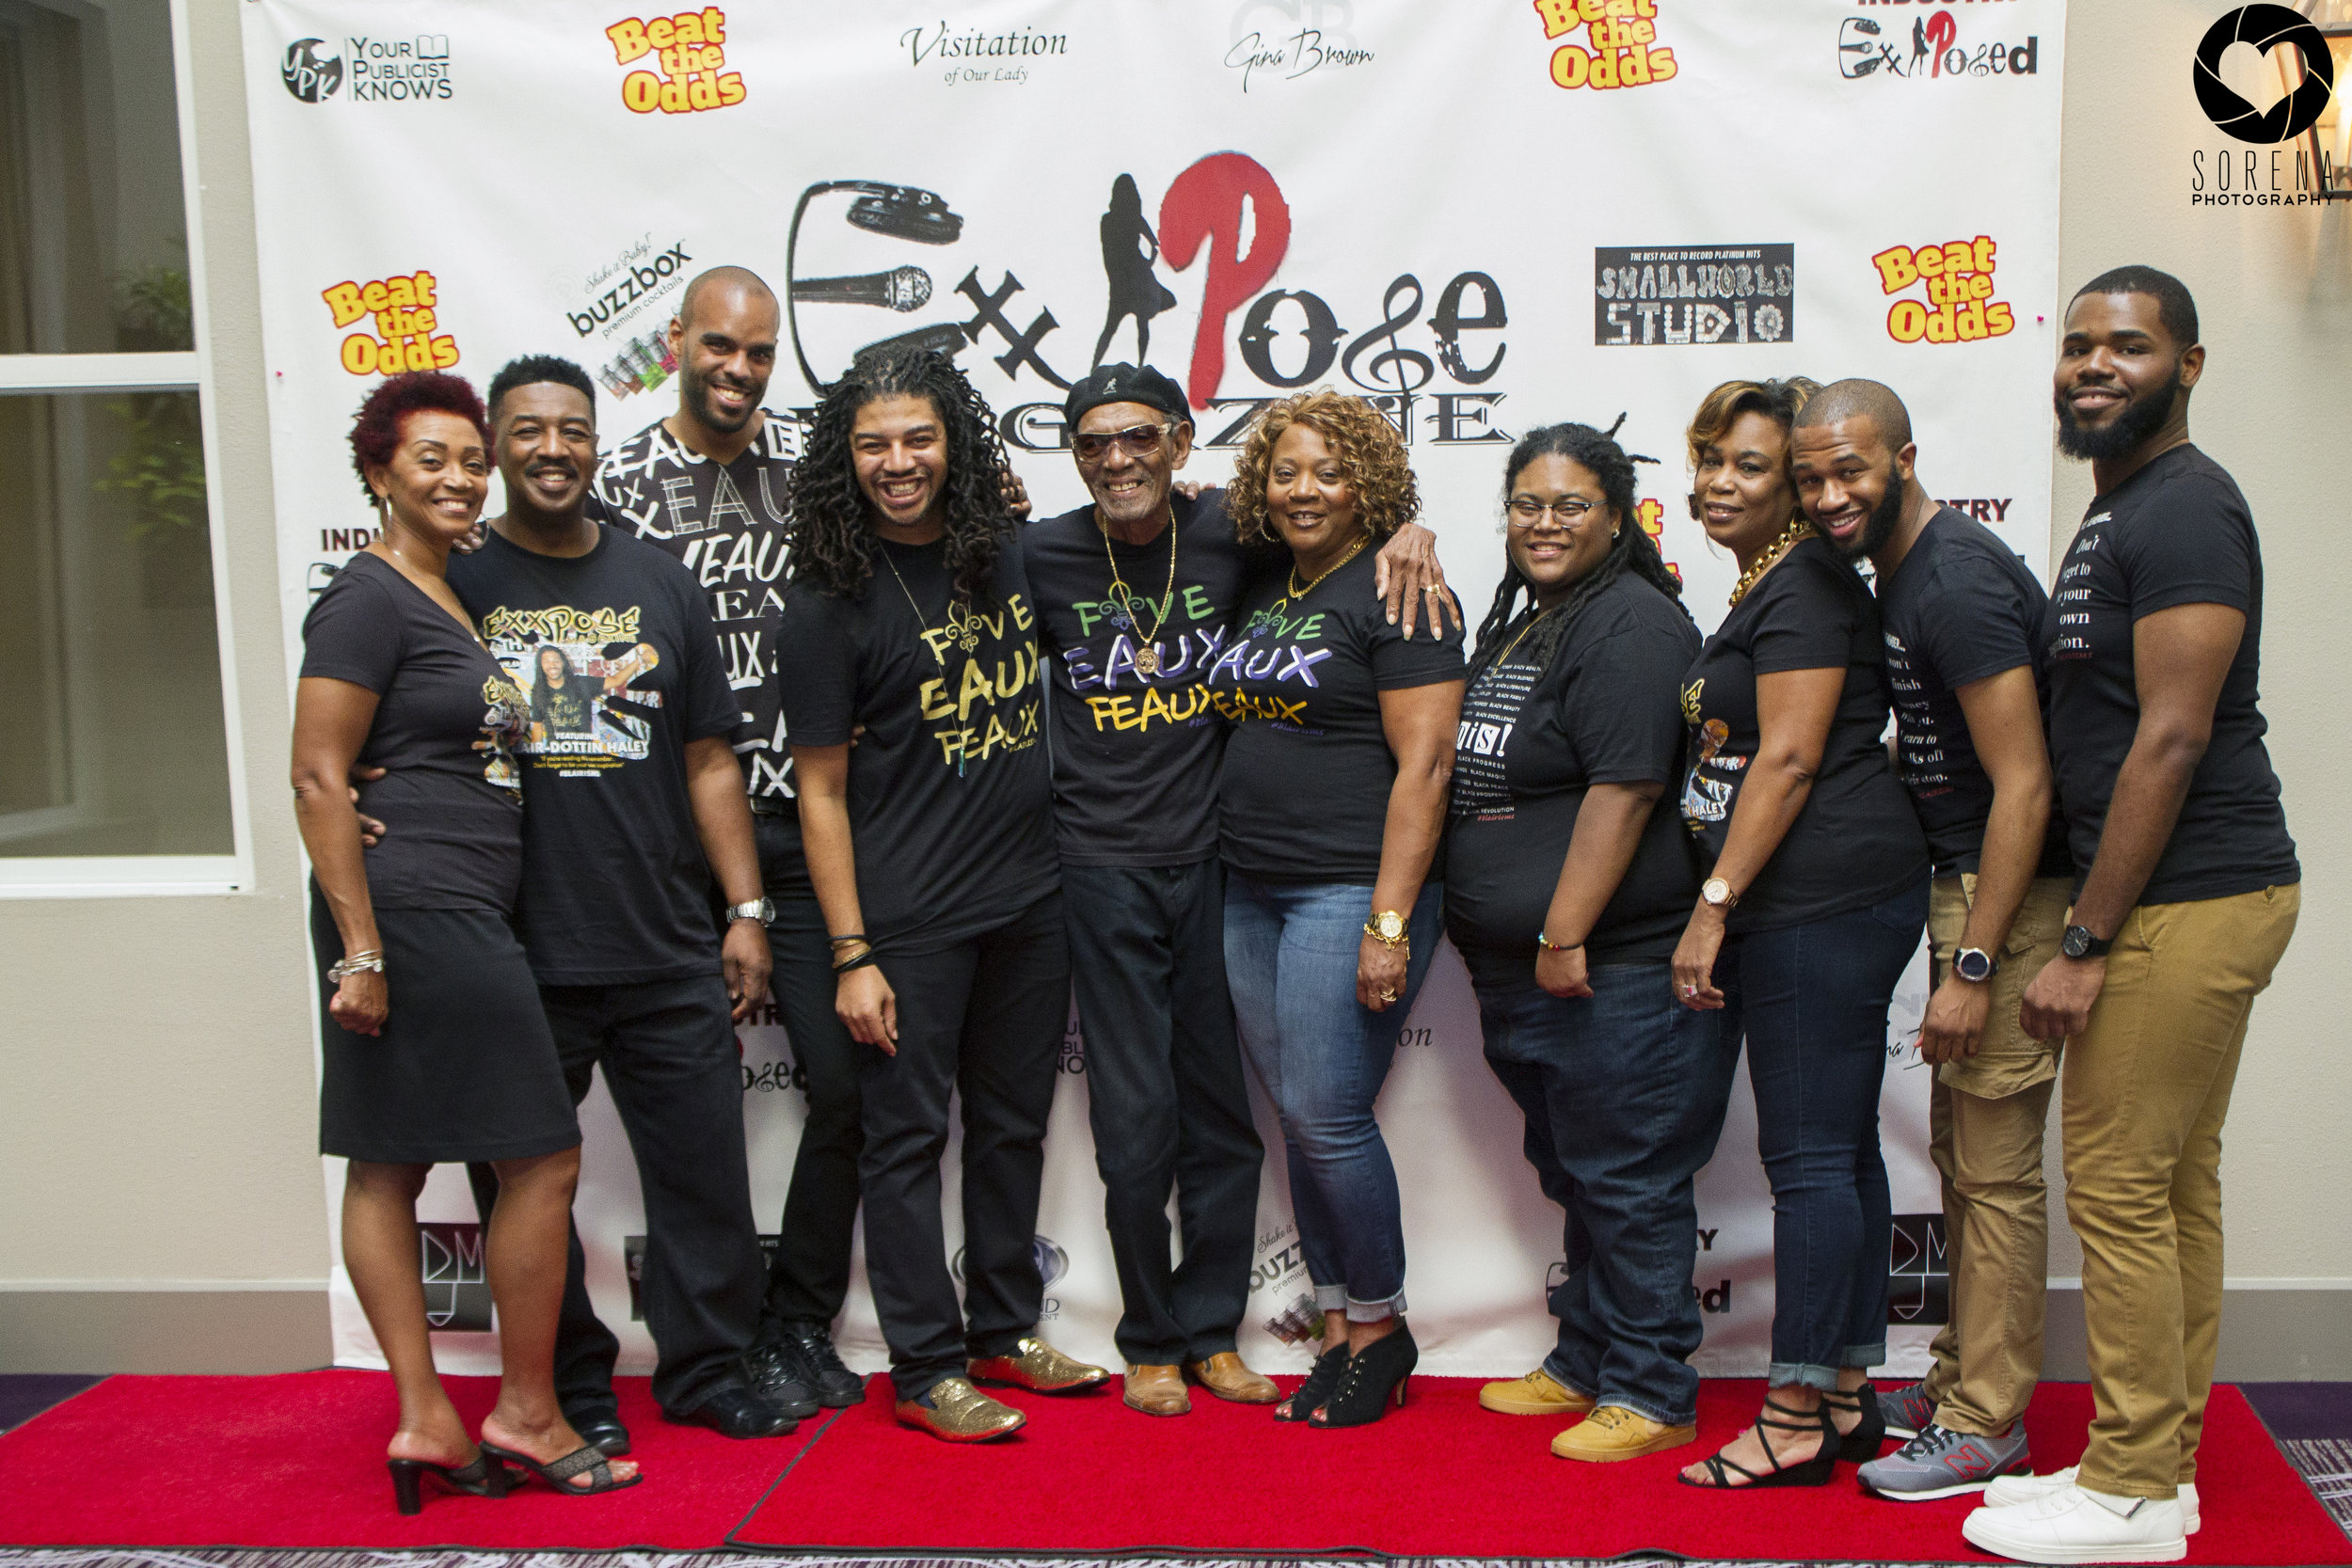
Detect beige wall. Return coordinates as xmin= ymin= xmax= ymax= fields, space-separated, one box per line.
xmin=0 ymin=0 xmax=2343 ymax=1370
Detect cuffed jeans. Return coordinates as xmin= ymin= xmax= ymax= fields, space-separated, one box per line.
xmin=858 ymin=890 xmax=1069 ymax=1402
xmin=1476 ymin=961 xmax=1741 ymax=1427
xmin=1064 ymin=860 xmax=1263 ymax=1368
xmin=1718 ymin=878 xmax=1928 ymax=1391
xmin=1224 ymin=878 xmax=1440 ymax=1322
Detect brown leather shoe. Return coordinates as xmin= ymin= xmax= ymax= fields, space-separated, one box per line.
xmin=1184 ymin=1351 xmax=1280 ymax=1404
xmin=967 ymin=1336 xmax=1111 ymax=1393
xmin=893 ymin=1375 xmax=1025 ymax=1442
xmin=1123 ymin=1364 xmax=1191 ymax=1417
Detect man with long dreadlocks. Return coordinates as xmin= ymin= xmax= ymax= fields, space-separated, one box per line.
xmin=776 ymin=345 xmax=1105 ymax=1442
xmin=1440 ymin=419 xmax=1738 ymax=1465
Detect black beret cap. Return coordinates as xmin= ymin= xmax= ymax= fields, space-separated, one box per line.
xmin=1063 ymin=362 xmax=1192 ymax=431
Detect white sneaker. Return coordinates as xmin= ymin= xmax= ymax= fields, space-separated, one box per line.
xmin=1962 ymin=1484 xmax=2187 ymax=1565
xmin=1983 ymin=1468 xmax=2200 ymax=1534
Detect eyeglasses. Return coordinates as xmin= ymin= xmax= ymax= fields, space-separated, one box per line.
xmin=1073 ymin=421 xmax=1175 ymax=463
xmin=1506 ymin=497 xmax=1600 ymax=529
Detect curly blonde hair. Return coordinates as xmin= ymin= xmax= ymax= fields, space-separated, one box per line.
xmin=1228 ymin=388 xmax=1422 ymax=546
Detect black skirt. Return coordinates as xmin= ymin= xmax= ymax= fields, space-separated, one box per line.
xmin=311 ymin=889 xmax=580 ymax=1164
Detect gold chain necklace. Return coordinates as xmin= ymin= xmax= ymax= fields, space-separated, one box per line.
xmin=882 ymin=546 xmax=979 ymax=664
xmin=1100 ymin=509 xmax=1179 ymax=676
xmin=1286 ymin=532 xmax=1369 ymax=599
xmin=1726 ymin=517 xmax=1811 ymax=610
xmin=1488 ymin=603 xmax=1560 ymax=670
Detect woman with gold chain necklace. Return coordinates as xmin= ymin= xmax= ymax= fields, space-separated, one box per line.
xmin=1215 ymin=389 xmax=1465 ymax=1429
xmin=1666 ymin=378 xmax=1931 ymax=1492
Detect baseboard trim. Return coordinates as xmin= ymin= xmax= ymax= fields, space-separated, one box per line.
xmin=0 ymin=1289 xmax=331 ymax=1372
xmin=2042 ymin=1286 xmax=2352 ymax=1381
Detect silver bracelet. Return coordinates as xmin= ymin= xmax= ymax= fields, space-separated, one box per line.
xmin=327 ymin=949 xmax=385 ymax=982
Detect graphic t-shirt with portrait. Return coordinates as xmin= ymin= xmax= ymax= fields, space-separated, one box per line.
xmin=1878 ymin=506 xmax=2073 ymax=880
xmin=1678 ymin=534 xmax=1928 ymax=932
xmin=299 ymin=550 xmax=529 ymax=913
xmin=2043 ymin=444 xmax=2296 ymax=903
xmin=593 ymin=411 xmax=802 ymax=812
xmin=1216 ymin=546 xmax=1466 ymax=885
xmin=778 ymin=536 xmax=1058 ymax=954
xmin=449 ymin=528 xmax=742 ymax=985
xmin=1445 ymin=574 xmax=1703 ymax=986
xmin=1022 ymin=489 xmax=1250 ymax=867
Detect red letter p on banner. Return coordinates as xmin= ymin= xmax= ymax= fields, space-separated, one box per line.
xmin=1158 ymin=153 xmax=1291 ymax=411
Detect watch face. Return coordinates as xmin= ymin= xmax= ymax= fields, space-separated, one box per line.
xmin=1956 ymin=949 xmax=1993 ymax=982
xmin=1374 ymin=911 xmax=1406 ymax=942
xmin=1702 ymin=878 xmax=1731 ymax=906
xmin=2062 ymin=927 xmax=2090 ymax=959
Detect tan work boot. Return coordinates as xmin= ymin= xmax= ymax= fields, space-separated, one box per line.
xmin=1478 ymin=1366 xmax=1597 ymax=1416
xmin=1550 ymin=1404 xmax=1695 ymax=1462
xmin=1123 ymin=1364 xmax=1190 ymax=1416
xmin=968 ymin=1335 xmax=1111 ymax=1393
xmin=894 ymin=1375 xmax=1025 ymax=1442
xmin=1185 ymin=1351 xmax=1280 ymax=1404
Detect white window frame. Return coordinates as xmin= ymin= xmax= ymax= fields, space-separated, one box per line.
xmin=0 ymin=0 xmax=253 ymax=897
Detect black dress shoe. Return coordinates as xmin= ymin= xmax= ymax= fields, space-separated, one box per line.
xmin=665 ymin=1379 xmax=798 ymax=1439
xmin=570 ymin=1411 xmax=631 ymax=1457
xmin=777 ymin=1319 xmax=866 ymax=1408
xmin=742 ymin=1341 xmax=822 ymax=1419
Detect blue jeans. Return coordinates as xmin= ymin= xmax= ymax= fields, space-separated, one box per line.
xmin=1475 ymin=962 xmax=1742 ymax=1427
xmin=1224 ymin=878 xmax=1441 ymax=1320
xmin=1721 ymin=879 xmax=1930 ymax=1390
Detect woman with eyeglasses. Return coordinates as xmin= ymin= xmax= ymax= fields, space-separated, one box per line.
xmin=1445 ymin=420 xmax=1737 ymax=1464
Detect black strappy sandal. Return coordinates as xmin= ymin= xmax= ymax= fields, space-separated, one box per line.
xmin=477 ymin=1439 xmax=642 ymax=1497
xmin=1824 ymin=1381 xmax=1887 ymax=1462
xmin=387 ymin=1450 xmax=507 ymax=1514
xmin=1677 ymin=1395 xmax=1839 ymax=1489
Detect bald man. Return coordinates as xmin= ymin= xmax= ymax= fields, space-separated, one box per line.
xmin=1788 ymin=380 xmax=2073 ymax=1502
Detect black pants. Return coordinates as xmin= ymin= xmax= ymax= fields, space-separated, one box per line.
xmin=1062 ymin=860 xmax=1263 ymax=1366
xmin=860 ymin=890 xmax=1069 ymax=1401
xmin=752 ymin=813 xmax=865 ymax=1330
xmin=468 ymin=974 xmax=763 ymax=1416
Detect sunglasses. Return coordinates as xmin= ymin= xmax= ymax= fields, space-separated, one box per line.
xmin=1073 ymin=421 xmax=1175 ymax=463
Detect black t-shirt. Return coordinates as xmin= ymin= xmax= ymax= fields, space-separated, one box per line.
xmin=299 ymin=551 xmax=529 ymax=913
xmin=1444 ymin=575 xmax=1703 ymax=984
xmin=1216 ymin=546 xmax=1466 ymax=884
xmin=2043 ymin=444 xmax=2296 ymax=903
xmin=1878 ymin=507 xmax=2073 ymax=880
xmin=448 ymin=528 xmax=742 ymax=985
xmin=593 ymin=412 xmax=802 ymax=811
xmin=1023 ymin=490 xmax=1250 ymax=867
xmin=1678 ymin=534 xmax=1929 ymax=932
xmin=777 ymin=536 xmax=1058 ymax=953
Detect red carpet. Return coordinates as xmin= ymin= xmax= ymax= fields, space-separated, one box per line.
xmin=732 ymin=1377 xmax=2345 ymax=1564
xmin=0 ymin=1370 xmax=2341 ymax=1562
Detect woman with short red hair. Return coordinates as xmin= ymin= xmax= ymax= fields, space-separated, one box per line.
xmin=292 ymin=372 xmax=637 ymax=1509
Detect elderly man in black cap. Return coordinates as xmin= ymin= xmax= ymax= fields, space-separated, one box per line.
xmin=1020 ymin=365 xmax=1455 ymax=1416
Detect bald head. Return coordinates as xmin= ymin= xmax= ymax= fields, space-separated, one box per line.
xmin=677 ymin=265 xmax=777 ymax=334
xmin=1794 ymin=378 xmax=1913 ymax=451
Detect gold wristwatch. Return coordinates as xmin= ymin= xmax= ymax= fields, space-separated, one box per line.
xmin=1363 ymin=910 xmax=1409 ymax=949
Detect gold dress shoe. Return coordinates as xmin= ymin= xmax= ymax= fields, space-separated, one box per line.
xmin=1478 ymin=1367 xmax=1597 ymax=1416
xmin=894 ymin=1375 xmax=1025 ymax=1442
xmin=1123 ymin=1364 xmax=1191 ymax=1416
xmin=967 ymin=1336 xmax=1111 ymax=1393
xmin=1549 ymin=1403 xmax=1695 ymax=1462
xmin=1184 ymin=1351 xmax=1280 ymax=1404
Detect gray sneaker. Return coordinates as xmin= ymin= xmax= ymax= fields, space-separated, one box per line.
xmin=1877 ymin=1379 xmax=1939 ymax=1440
xmin=1860 ymin=1420 xmax=2033 ymax=1501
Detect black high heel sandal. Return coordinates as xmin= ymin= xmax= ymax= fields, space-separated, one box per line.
xmin=1274 ymin=1343 xmax=1350 ymax=1422
xmin=1824 ymin=1381 xmax=1886 ymax=1462
xmin=478 ymin=1439 xmax=642 ymax=1497
xmin=387 ymin=1451 xmax=507 ymax=1515
xmin=1677 ymin=1396 xmax=1839 ymax=1489
xmin=1310 ymin=1322 xmax=1417 ymax=1428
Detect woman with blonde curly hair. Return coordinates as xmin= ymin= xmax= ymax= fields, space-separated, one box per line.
xmin=1216 ymin=389 xmax=1465 ymax=1428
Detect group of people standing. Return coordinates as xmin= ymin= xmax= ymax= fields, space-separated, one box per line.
xmin=291 ymin=260 xmax=2294 ymax=1568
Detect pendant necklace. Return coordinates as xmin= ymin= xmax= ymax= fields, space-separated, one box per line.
xmin=1101 ymin=509 xmax=1179 ymax=677
xmin=882 ymin=544 xmax=978 ymax=775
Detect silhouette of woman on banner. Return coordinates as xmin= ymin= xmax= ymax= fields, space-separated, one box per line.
xmin=1093 ymin=173 xmax=1179 ymax=369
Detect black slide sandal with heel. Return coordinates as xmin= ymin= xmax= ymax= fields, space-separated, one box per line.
xmin=477 ymin=1439 xmax=642 ymax=1497
xmin=386 ymin=1451 xmax=508 ymax=1514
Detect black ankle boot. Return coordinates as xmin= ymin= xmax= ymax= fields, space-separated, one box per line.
xmin=1311 ymin=1322 xmax=1417 ymax=1427
xmin=1274 ymin=1342 xmax=1350 ymax=1422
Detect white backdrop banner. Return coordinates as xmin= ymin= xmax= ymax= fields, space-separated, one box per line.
xmin=242 ymin=0 xmax=2068 ymax=1380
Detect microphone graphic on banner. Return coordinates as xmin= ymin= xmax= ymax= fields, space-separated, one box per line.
xmin=785 ymin=180 xmax=967 ymax=391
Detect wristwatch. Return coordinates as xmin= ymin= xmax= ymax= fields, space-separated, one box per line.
xmin=1700 ymin=877 xmax=1740 ymax=911
xmin=2060 ymin=924 xmax=2112 ymax=960
xmin=1363 ymin=910 xmax=1409 ymax=948
xmin=1953 ymin=946 xmax=1999 ymax=984
xmin=728 ymin=896 xmax=775 ymax=927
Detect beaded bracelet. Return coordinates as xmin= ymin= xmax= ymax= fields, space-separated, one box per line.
xmin=1535 ymin=933 xmax=1581 ymax=953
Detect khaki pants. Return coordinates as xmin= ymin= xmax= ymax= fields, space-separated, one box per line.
xmin=2063 ymin=882 xmax=2298 ymax=1500
xmin=1919 ymin=875 xmax=2070 ymax=1435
